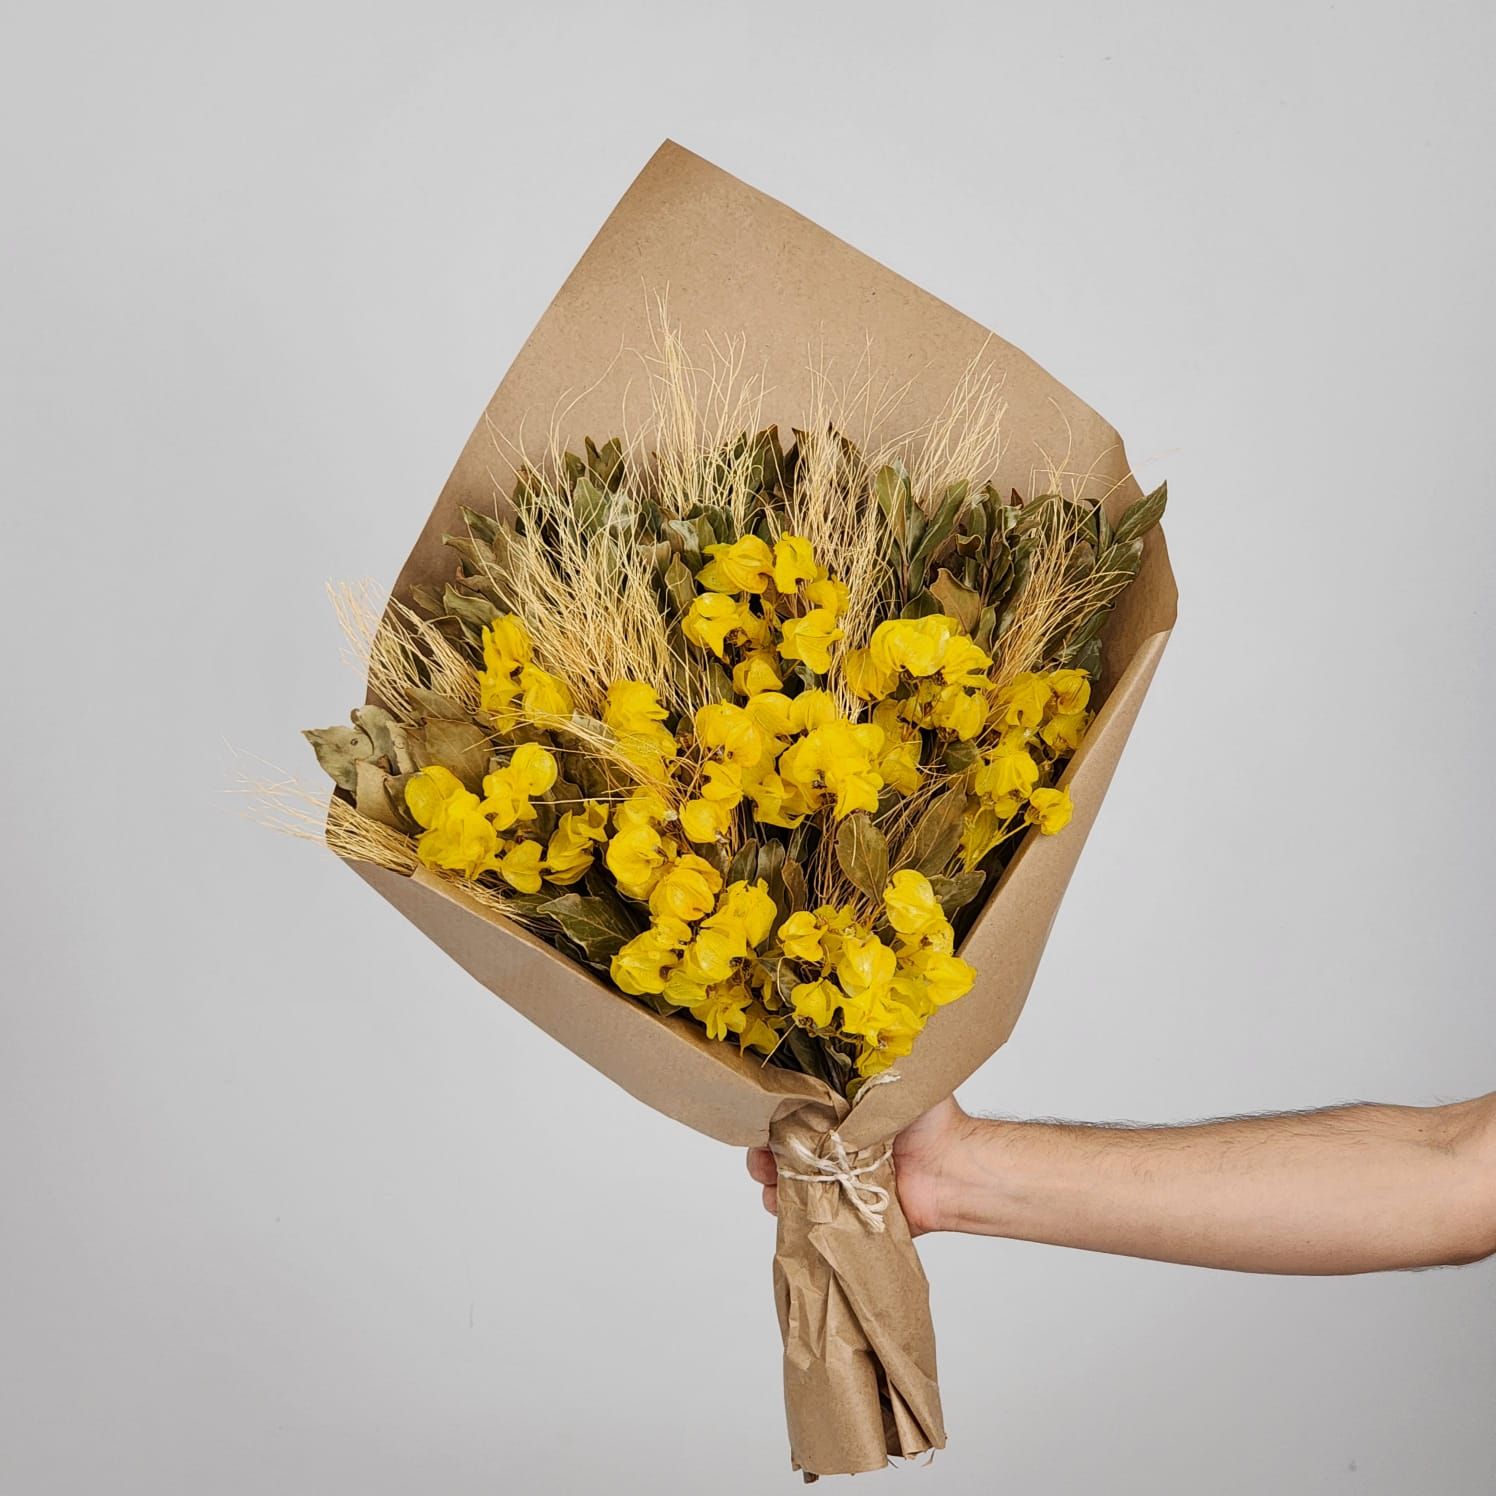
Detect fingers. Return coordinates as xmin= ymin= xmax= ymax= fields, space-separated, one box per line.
xmin=747 ymin=1147 xmax=779 ymax=1217
xmin=746 ymin=1146 xmax=777 ymax=1187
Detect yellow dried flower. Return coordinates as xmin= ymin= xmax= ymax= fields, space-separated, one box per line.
xmin=699 ymin=535 xmax=774 ymax=594
xmin=974 ymin=736 xmax=1039 ymax=804
xmin=605 ymin=821 xmax=669 ymax=899
xmin=771 ymin=534 xmax=818 ymax=592
xmin=648 ymin=854 xmax=723 ymax=923
xmin=777 ymin=607 xmax=844 ymax=674
xmin=680 ymin=795 xmax=733 ymax=844
xmin=518 ymin=663 xmax=573 ymax=719
xmin=732 ymin=651 xmax=783 ymax=696
xmin=611 ymin=918 xmax=692 ymax=996
xmin=1048 ymin=668 xmax=1091 ymax=715
xmin=493 ymin=838 xmax=544 ymax=893
xmin=994 ymin=672 xmax=1052 ymax=729
xmin=777 ymin=910 xmax=824 ymax=963
xmin=694 ymin=702 xmax=769 ymax=768
xmin=1026 ymin=786 xmax=1073 ymax=835
xmin=683 ymin=592 xmax=755 ymax=658
xmin=790 ymin=978 xmax=842 ymax=1029
xmin=882 ymin=869 xmax=945 ymax=941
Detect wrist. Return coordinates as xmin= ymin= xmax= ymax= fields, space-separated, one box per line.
xmin=922 ymin=1112 xmax=1014 ymax=1235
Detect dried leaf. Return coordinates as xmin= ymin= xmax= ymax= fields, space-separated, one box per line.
xmin=926 ymin=870 xmax=988 ymax=918
xmin=757 ymin=839 xmax=788 ymax=915
xmin=727 ymin=839 xmax=760 ymax=887
xmin=873 ymin=463 xmax=912 ymax=547
xmin=354 ymin=759 xmax=405 ymax=829
xmin=302 ymin=724 xmax=375 ymax=792
xmin=942 ymin=739 xmax=981 ymax=774
xmin=662 ymin=555 xmax=696 ymax=616
xmin=406 ymin=687 xmax=472 ymax=722
xmin=835 ymin=814 xmax=889 ymax=899
xmin=536 ymin=893 xmax=639 ymax=962
xmin=459 ymin=505 xmax=504 ymax=545
xmin=908 ymin=484 xmax=967 ymax=587
xmin=929 ymin=568 xmax=981 ymax=632
xmin=352 ymin=704 xmax=413 ymax=774
xmin=903 ymin=789 xmax=967 ymax=876
xmin=779 ymin=853 xmax=810 ymax=915
xmin=442 ymin=585 xmax=498 ymax=632
xmin=1112 ymin=482 xmax=1167 ymax=546
xmin=410 ymin=719 xmax=491 ymax=792
xmin=572 ymin=476 xmax=608 ymax=537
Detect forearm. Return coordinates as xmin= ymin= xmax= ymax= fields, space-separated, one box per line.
xmin=933 ymin=1094 xmax=1496 ymax=1273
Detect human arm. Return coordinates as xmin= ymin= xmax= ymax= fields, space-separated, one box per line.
xmin=747 ymin=1092 xmax=1496 ymax=1273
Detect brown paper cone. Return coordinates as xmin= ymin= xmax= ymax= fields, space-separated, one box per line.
xmin=771 ymin=1100 xmax=944 ymax=1479
xmin=341 ymin=140 xmax=1178 ymax=1476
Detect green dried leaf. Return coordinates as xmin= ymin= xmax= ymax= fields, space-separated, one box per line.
xmin=442 ymin=585 xmax=499 ymax=632
xmin=757 ymin=839 xmax=787 ymax=914
xmin=459 ymin=505 xmax=504 ymax=545
xmin=899 ymin=589 xmax=942 ymax=620
xmin=662 ymin=555 xmax=696 ymax=616
xmin=351 ymin=704 xmax=413 ymax=773
xmin=773 ymin=956 xmax=801 ymax=1006
xmin=1067 ymin=636 xmax=1103 ymax=678
xmin=908 ymin=484 xmax=967 ymax=587
xmin=410 ymin=582 xmax=444 ymax=618
xmin=974 ymin=605 xmax=998 ymax=651
xmin=929 ymin=568 xmax=982 ymax=632
xmin=1112 ymin=482 xmax=1167 ymax=546
xmin=1094 ymin=500 xmax=1112 ymax=553
xmin=535 ymin=893 xmax=639 ymax=962
xmin=664 ymin=518 xmax=703 ymax=569
xmin=410 ymin=719 xmax=491 ymax=792
xmin=942 ymin=738 xmax=981 ymax=774
xmin=926 ymin=869 xmax=988 ymax=918
xmin=697 ymin=838 xmax=731 ymax=879
xmin=354 ymin=758 xmax=405 ymax=830
xmin=406 ymin=687 xmax=472 ymax=722
xmin=585 ymin=436 xmax=625 ymax=491
xmin=702 ymin=659 xmax=734 ymax=702
xmin=835 ymin=814 xmax=889 ymax=900
xmin=572 ymin=476 xmax=608 ymax=537
xmin=1098 ymin=538 xmax=1145 ymax=578
xmin=302 ymin=724 xmax=375 ymax=792
xmin=873 ymin=463 xmax=912 ymax=548
xmin=779 ymin=853 xmax=810 ymax=916
xmin=903 ymin=789 xmax=967 ymax=876
xmin=727 ymin=839 xmax=760 ymax=887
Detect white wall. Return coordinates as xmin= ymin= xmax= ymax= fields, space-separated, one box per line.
xmin=4 ymin=3 xmax=1493 ymax=1491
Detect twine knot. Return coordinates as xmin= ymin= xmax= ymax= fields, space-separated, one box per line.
xmin=774 ymin=1071 xmax=902 ymax=1233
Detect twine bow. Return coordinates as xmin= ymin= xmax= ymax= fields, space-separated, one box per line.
xmin=774 ymin=1072 xmax=902 ymax=1233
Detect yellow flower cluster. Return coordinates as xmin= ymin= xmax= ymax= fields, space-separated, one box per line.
xmin=844 ymin=614 xmax=994 ymax=740
xmin=399 ymin=529 xmax=1093 ymax=1074
xmin=477 ymin=616 xmax=574 ymax=730
xmin=778 ymin=869 xmax=975 ymax=1077
xmin=404 ymin=746 xmax=606 ymax=891
xmin=961 ymin=668 xmax=1089 ymax=867
xmin=610 ymin=876 xmax=781 ymax=1051
xmin=671 ymin=690 xmax=920 ymax=837
xmin=684 ymin=533 xmax=850 ymax=676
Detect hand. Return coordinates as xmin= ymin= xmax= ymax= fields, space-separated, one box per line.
xmin=746 ymin=1095 xmax=970 ymax=1237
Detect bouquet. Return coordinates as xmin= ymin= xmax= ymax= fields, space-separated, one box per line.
xmin=291 ymin=143 xmax=1176 ymax=1477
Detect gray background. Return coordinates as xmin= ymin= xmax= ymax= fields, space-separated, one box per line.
xmin=4 ymin=2 xmax=1493 ymax=1492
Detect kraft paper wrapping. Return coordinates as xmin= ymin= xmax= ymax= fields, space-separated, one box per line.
xmin=343 ymin=140 xmax=1178 ymax=1477
xmin=770 ymin=1098 xmax=944 ymax=1477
